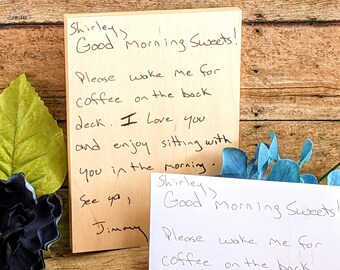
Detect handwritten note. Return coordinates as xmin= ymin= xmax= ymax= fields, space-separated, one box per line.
xmin=64 ymin=8 xmax=241 ymax=252
xmin=149 ymin=172 xmax=340 ymax=269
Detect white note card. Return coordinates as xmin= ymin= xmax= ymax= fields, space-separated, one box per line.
xmin=149 ymin=172 xmax=340 ymax=269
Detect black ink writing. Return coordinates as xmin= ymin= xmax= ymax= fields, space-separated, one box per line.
xmin=164 ymin=161 xmax=207 ymax=175
xmin=111 ymin=166 xmax=128 ymax=178
xmin=92 ymin=221 xmax=148 ymax=242
xmin=113 ymin=139 xmax=150 ymax=155
xmin=277 ymin=259 xmax=310 ymax=270
xmin=111 ymin=162 xmax=153 ymax=178
xmin=76 ymin=34 xmax=114 ymax=54
xmin=269 ymin=238 xmax=290 ymax=247
xmin=76 ymin=92 xmax=122 ymax=108
xmin=286 ymin=200 xmax=336 ymax=217
xmin=79 ymin=194 xmax=100 ymax=208
xmin=75 ymin=138 xmax=101 ymax=151
xmin=107 ymin=193 xmax=121 ymax=207
xmin=157 ymin=175 xmax=207 ymax=195
xmin=125 ymin=37 xmax=186 ymax=52
xmin=151 ymin=90 xmax=175 ymax=99
xmin=184 ymin=115 xmax=206 ymax=130
xmin=129 ymin=69 xmax=164 ymax=81
xmin=162 ymin=227 xmax=205 ymax=243
xmin=69 ymin=21 xmax=126 ymax=38
xmin=146 ymin=112 xmax=173 ymax=125
xmin=130 ymin=161 xmax=154 ymax=172
xmin=224 ymin=261 xmax=240 ymax=269
xmin=200 ymin=63 xmax=221 ymax=77
xmin=161 ymin=252 xmax=211 ymax=267
xmin=181 ymin=87 xmax=212 ymax=98
xmin=298 ymin=235 xmax=322 ymax=250
xmin=79 ymin=167 xmax=102 ymax=182
xmin=161 ymin=133 xmax=232 ymax=152
xmin=174 ymin=69 xmax=194 ymax=77
xmin=161 ymin=135 xmax=203 ymax=152
xmin=120 ymin=112 xmax=138 ymax=127
xmin=75 ymin=115 xmax=105 ymax=130
xmin=75 ymin=70 xmax=116 ymax=84
xmin=244 ymin=257 xmax=269 ymax=268
xmin=219 ymin=234 xmax=258 ymax=245
xmin=163 ymin=190 xmax=202 ymax=208
xmin=214 ymin=200 xmax=282 ymax=220
xmin=190 ymin=33 xmax=233 ymax=48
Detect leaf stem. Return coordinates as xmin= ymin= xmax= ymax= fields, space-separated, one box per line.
xmin=318 ymin=161 xmax=340 ymax=183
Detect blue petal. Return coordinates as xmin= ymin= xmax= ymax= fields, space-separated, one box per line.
xmin=247 ymin=143 xmax=269 ymax=179
xmin=300 ymin=174 xmax=318 ymax=184
xmin=268 ymin=159 xmax=300 ymax=182
xmin=299 ymin=138 xmax=313 ymax=167
xmin=327 ymin=170 xmax=340 ymax=186
xmin=246 ymin=157 xmax=257 ymax=177
xmin=256 ymin=143 xmax=270 ymax=179
xmin=269 ymin=132 xmax=280 ymax=161
xmin=220 ymin=148 xmax=248 ymax=178
xmin=246 ymin=144 xmax=261 ymax=177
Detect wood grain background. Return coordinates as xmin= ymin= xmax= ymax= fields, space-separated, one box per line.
xmin=0 ymin=0 xmax=339 ymax=269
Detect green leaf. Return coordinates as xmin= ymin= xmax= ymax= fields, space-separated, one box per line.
xmin=0 ymin=74 xmax=67 ymax=197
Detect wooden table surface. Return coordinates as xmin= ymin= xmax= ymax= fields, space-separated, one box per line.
xmin=45 ymin=246 xmax=149 ymax=269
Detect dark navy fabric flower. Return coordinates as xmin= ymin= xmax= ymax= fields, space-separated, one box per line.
xmin=0 ymin=173 xmax=62 ymax=270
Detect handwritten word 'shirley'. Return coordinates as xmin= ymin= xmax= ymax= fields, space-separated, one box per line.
xmin=157 ymin=174 xmax=207 ymax=195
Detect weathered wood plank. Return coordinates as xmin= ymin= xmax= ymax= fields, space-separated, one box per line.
xmin=1 ymin=0 xmax=339 ymax=24
xmin=241 ymin=23 xmax=340 ymax=89
xmin=0 ymin=25 xmax=64 ymax=91
xmin=0 ymin=24 xmax=339 ymax=121
xmin=241 ymin=87 xmax=340 ymax=120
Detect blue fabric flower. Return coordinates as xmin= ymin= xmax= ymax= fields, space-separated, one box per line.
xmin=220 ymin=132 xmax=318 ymax=184
xmin=0 ymin=173 xmax=62 ymax=270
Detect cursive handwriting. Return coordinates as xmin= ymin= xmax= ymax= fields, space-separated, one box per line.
xmin=92 ymin=221 xmax=148 ymax=242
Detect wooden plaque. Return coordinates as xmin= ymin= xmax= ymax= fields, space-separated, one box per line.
xmin=64 ymin=7 xmax=242 ymax=253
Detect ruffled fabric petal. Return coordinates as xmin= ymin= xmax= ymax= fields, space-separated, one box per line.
xmin=5 ymin=246 xmax=44 ymax=270
xmin=0 ymin=173 xmax=62 ymax=270
xmin=0 ymin=173 xmax=36 ymax=210
xmin=22 ymin=194 xmax=62 ymax=251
